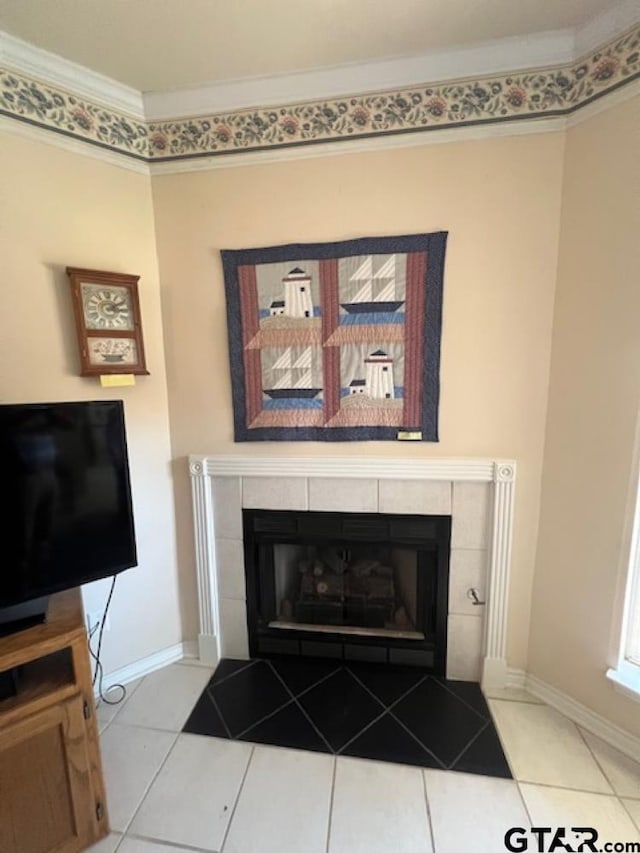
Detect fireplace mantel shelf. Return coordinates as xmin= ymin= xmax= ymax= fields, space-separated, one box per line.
xmin=189 ymin=455 xmax=515 ymax=484
xmin=189 ymin=454 xmax=516 ymax=691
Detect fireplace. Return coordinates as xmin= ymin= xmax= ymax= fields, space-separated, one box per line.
xmin=243 ymin=509 xmax=450 ymax=672
xmin=188 ymin=455 xmax=516 ymax=689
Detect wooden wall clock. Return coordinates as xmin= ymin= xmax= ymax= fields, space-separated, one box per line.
xmin=66 ymin=267 xmax=149 ymax=376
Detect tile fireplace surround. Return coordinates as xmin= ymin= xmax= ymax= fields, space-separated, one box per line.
xmin=189 ymin=456 xmax=516 ymax=690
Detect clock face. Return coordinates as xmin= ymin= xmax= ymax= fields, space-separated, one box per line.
xmin=81 ymin=283 xmax=134 ymax=330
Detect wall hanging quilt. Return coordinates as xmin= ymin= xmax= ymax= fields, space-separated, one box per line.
xmin=222 ymin=231 xmax=447 ymax=442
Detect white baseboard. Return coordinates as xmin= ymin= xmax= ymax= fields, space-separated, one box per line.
xmin=181 ymin=640 xmax=199 ymax=660
xmin=526 ymin=673 xmax=640 ymax=763
xmin=97 ymin=641 xmax=198 ymax=694
xmin=506 ymin=667 xmax=527 ymax=689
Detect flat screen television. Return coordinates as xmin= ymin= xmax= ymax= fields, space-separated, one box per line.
xmin=0 ymin=399 xmax=137 ymax=631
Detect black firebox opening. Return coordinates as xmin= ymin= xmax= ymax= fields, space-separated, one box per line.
xmin=243 ymin=509 xmax=451 ymax=673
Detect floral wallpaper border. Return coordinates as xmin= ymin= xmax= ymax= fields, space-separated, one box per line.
xmin=1 ymin=24 xmax=638 ymax=164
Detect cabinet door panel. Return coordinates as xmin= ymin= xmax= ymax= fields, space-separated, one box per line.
xmin=0 ymin=694 xmax=95 ymax=853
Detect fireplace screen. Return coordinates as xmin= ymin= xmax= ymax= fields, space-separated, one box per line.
xmin=243 ymin=509 xmax=451 ymax=671
xmin=271 ymin=543 xmax=422 ymax=638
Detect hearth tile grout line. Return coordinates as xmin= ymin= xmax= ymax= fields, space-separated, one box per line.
xmin=234 ymin=697 xmax=300 ymax=741
xmin=334 ymin=666 xmax=450 ymax=759
xmin=205 ymin=686 xmax=234 ymax=739
xmin=220 ymin=743 xmax=256 ymax=853
xmin=433 ymin=676 xmax=491 ymax=722
xmin=205 ymin=658 xmax=258 ymax=689
xmin=447 ymin=720 xmax=491 ymax=771
xmin=287 ymin=695 xmax=336 ymax=754
xmin=347 ymin=666 xmax=429 ymax=712
xmin=267 ymin=662 xmax=336 ymax=753
xmin=385 ymin=709 xmax=448 ymax=770
xmin=325 ymin=756 xmax=338 ymax=853
xmin=421 ymin=766 xmax=437 ymax=853
xmin=267 ymin=659 xmax=343 ymax=701
xmin=335 ymin=706 xmax=390 ymax=755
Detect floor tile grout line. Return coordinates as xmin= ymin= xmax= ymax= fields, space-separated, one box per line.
xmin=119 ymin=728 xmax=182 ymax=838
xmin=220 ymin=744 xmax=256 ymax=853
xmin=486 ymin=700 xmax=518 ymax=780
xmin=514 ymin=780 xmax=535 ymax=831
xmin=123 ymin=829 xmax=216 ymax=852
xmin=620 ymin=797 xmax=640 ymax=832
xmin=484 ymin=691 xmax=543 ymax=706
xmin=325 ymin=756 xmax=337 ymax=853
xmin=105 ymin=719 xmax=188 ymax=736
xmin=386 ymin=709 xmax=447 ymax=770
xmin=575 ymin=724 xmax=618 ymax=796
xmin=421 ymin=768 xmax=437 ymax=853
xmin=447 ymin=720 xmax=490 ymax=770
xmin=515 ymin=777 xmax=633 ymax=797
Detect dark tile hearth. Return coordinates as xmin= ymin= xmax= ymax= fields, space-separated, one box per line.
xmin=183 ymin=657 xmax=511 ymax=779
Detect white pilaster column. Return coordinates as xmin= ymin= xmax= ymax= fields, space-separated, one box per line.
xmin=482 ymin=461 xmax=517 ymax=690
xmin=189 ymin=459 xmax=220 ymax=665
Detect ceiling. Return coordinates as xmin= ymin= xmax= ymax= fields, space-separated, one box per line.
xmin=0 ymin=0 xmax=616 ymax=93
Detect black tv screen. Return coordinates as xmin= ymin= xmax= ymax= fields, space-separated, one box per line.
xmin=0 ymin=400 xmax=137 ymax=609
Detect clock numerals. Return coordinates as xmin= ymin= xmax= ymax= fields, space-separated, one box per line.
xmin=81 ymin=284 xmax=134 ymax=331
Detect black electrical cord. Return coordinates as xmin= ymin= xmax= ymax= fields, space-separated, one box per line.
xmin=88 ymin=575 xmax=127 ymax=706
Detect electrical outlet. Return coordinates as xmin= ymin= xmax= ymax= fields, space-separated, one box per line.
xmin=87 ymin=611 xmax=110 ymax=634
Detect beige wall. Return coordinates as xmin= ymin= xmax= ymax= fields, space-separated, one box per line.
xmin=4 ymin=97 xmax=638 ymax=737
xmin=0 ymin=132 xmax=183 ymax=675
xmin=529 ymin=97 xmax=640 ymax=736
xmin=151 ymin=132 xmax=566 ymax=665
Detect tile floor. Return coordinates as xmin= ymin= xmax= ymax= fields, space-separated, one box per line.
xmin=91 ymin=660 xmax=640 ymax=853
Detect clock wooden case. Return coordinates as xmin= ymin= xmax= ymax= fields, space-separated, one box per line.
xmin=66 ymin=267 xmax=149 ymax=376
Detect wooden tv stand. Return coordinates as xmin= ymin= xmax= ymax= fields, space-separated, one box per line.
xmin=0 ymin=589 xmax=109 ymax=852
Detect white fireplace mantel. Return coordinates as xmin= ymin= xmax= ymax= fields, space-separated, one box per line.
xmin=189 ymin=455 xmax=516 ymax=690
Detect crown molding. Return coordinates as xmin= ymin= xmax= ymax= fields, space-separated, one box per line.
xmin=0 ymin=31 xmax=144 ymax=119
xmin=575 ymin=0 xmax=640 ymax=55
xmin=142 ymin=29 xmax=575 ymax=121
xmin=1 ymin=14 xmax=638 ymax=171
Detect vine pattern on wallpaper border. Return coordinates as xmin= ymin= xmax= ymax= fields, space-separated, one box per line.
xmin=1 ymin=24 xmax=638 ymax=163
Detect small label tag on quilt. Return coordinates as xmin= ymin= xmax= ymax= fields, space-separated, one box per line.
xmin=397 ymin=430 xmax=423 ymax=441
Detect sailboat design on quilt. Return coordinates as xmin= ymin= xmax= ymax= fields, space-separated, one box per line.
xmin=263 ymin=347 xmax=322 ymax=399
xmin=340 ymin=255 xmax=405 ymax=314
